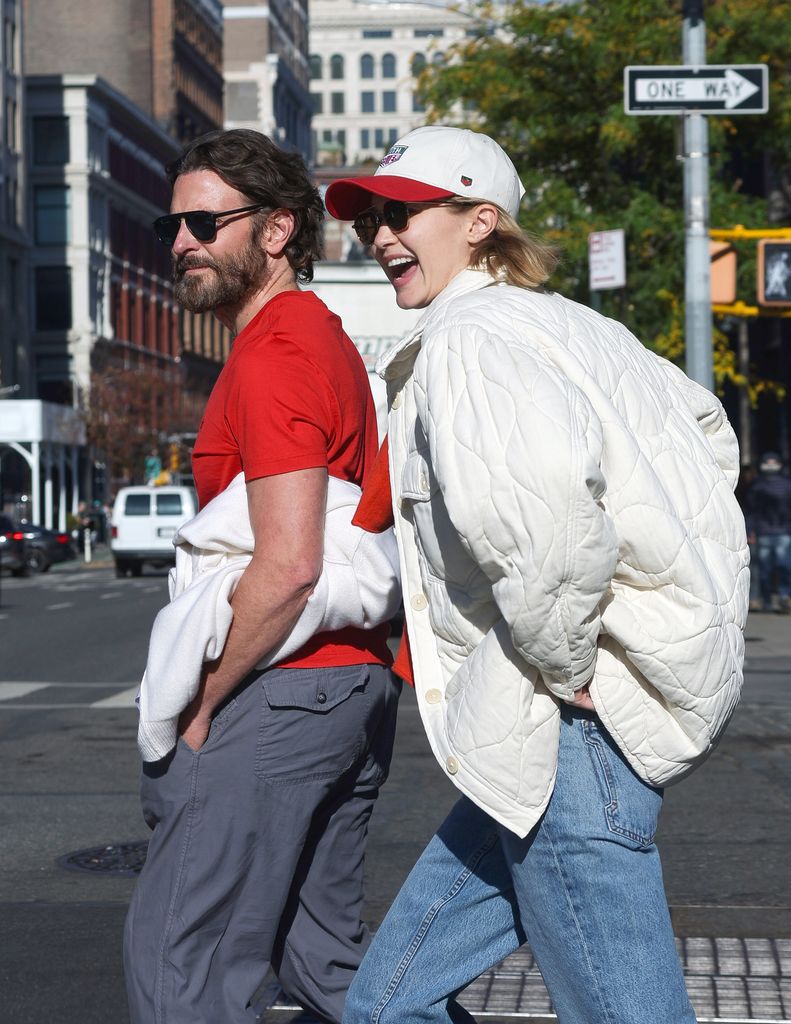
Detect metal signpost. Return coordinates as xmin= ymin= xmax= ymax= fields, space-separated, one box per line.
xmin=624 ymin=1 xmax=768 ymax=392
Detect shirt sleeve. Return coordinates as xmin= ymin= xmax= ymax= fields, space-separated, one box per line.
xmin=227 ymin=334 xmax=335 ymax=481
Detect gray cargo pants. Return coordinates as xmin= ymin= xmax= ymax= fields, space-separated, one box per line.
xmin=124 ymin=662 xmax=401 ymax=1024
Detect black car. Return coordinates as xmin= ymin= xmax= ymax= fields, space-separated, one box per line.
xmin=16 ymin=522 xmax=77 ymax=572
xmin=0 ymin=514 xmax=27 ymax=576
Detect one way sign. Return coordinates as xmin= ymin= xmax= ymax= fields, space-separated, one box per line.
xmin=625 ymin=65 xmax=768 ymax=115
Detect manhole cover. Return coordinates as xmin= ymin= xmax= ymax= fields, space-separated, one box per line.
xmin=57 ymin=840 xmax=149 ymax=876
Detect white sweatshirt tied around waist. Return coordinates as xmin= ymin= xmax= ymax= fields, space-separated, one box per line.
xmin=137 ymin=472 xmax=400 ymax=761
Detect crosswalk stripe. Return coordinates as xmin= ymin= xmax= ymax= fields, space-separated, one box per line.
xmin=90 ymin=685 xmax=139 ymax=708
xmin=0 ymin=682 xmax=50 ymax=701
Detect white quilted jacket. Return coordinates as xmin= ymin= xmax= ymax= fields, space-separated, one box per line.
xmin=381 ymin=268 xmax=749 ymax=838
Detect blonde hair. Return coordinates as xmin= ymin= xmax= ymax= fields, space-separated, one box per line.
xmin=445 ymin=198 xmax=559 ymax=289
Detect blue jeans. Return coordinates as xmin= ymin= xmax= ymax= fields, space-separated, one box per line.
xmin=344 ymin=707 xmax=695 ymax=1024
xmin=755 ymin=533 xmax=791 ymax=607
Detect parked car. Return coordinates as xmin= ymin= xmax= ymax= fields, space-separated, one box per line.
xmin=16 ymin=522 xmax=77 ymax=573
xmin=0 ymin=514 xmax=27 ymax=577
xmin=110 ymin=485 xmax=197 ymax=577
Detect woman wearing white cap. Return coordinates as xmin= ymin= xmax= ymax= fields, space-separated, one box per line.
xmin=325 ymin=126 xmax=747 ymax=1023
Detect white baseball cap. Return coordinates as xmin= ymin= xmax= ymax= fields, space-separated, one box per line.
xmin=324 ymin=126 xmax=526 ymax=221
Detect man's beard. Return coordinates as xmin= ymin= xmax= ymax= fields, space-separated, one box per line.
xmin=172 ymin=235 xmax=269 ymax=314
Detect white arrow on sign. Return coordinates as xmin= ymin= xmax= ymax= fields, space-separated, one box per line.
xmin=635 ymin=68 xmax=760 ymax=109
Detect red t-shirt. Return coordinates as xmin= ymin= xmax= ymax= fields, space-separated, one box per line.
xmin=192 ymin=289 xmax=392 ymax=669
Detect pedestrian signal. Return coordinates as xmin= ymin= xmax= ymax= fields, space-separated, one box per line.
xmin=758 ymin=240 xmax=791 ymax=306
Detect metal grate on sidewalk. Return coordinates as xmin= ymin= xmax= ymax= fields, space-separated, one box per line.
xmin=458 ymin=938 xmax=791 ymax=1021
xmin=264 ymin=937 xmax=791 ymax=1023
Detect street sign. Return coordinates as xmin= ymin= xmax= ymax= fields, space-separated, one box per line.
xmin=625 ymin=65 xmax=768 ymax=115
xmin=588 ymin=229 xmax=626 ymax=291
xmin=757 ymin=240 xmax=791 ymax=307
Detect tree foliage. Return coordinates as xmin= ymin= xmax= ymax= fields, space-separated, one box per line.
xmin=418 ymin=0 xmax=791 ymax=384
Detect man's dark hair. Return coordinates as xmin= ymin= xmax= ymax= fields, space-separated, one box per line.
xmin=168 ymin=129 xmax=324 ymax=283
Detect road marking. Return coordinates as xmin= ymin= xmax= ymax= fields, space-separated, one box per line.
xmin=0 ymin=682 xmax=50 ymax=701
xmin=46 ymin=602 xmax=73 ymax=610
xmin=91 ymin=685 xmax=139 ymax=708
xmin=100 ymin=592 xmax=122 ymax=600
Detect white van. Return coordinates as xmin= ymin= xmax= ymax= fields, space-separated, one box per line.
xmin=110 ymin=485 xmax=197 ymax=577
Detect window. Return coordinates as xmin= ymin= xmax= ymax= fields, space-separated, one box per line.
xmin=337 ymin=129 xmax=346 ymax=151
xmin=311 ymin=92 xmax=323 ymax=114
xmin=35 ymin=267 xmax=72 ymax=330
xmin=363 ymin=28 xmax=392 ymax=38
xmin=413 ymin=93 xmax=426 ymax=113
xmin=4 ymin=98 xmax=16 ymax=148
xmin=388 ymin=128 xmax=398 ymax=145
xmin=322 ymin=129 xmax=333 ymax=143
xmin=34 ymin=186 xmax=70 ymax=245
xmin=411 ymin=52 xmax=426 ymax=76
xmin=375 ymin=128 xmax=385 ymax=148
xmin=360 ymin=128 xmax=370 ymax=149
xmin=309 ymin=54 xmax=322 ymax=79
xmin=360 ymin=53 xmax=374 ymax=79
xmin=4 ymin=18 xmax=16 ymax=71
xmin=382 ymin=53 xmax=396 ymax=78
xmin=433 ymin=51 xmax=446 ymax=66
xmin=225 ymin=80 xmax=258 ymax=121
xmin=361 ymin=91 xmax=375 ymax=114
xmin=33 ymin=117 xmax=70 ymax=164
xmin=156 ymin=493 xmax=183 ymax=516
xmin=124 ymin=494 xmax=151 ymax=516
xmin=382 ymin=91 xmax=397 ymax=113
xmin=330 ymin=54 xmax=344 ymax=80
xmin=415 ymin=28 xmax=444 ymax=37
xmin=331 ymin=92 xmax=345 ymax=114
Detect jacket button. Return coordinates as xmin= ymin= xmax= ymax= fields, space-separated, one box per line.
xmin=446 ymin=756 xmax=459 ymax=775
xmin=410 ymin=593 xmax=428 ymax=611
xmin=317 ymin=692 xmax=327 ymax=704
xmin=425 ymin=688 xmax=442 ymax=704
xmin=391 ymin=391 xmax=402 ymax=409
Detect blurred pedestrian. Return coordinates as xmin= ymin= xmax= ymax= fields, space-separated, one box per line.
xmin=744 ymin=451 xmax=791 ymax=613
xmin=326 ymin=125 xmax=749 ymax=1024
xmin=124 ymin=128 xmax=401 ymax=1024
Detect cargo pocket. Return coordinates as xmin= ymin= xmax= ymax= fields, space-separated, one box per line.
xmin=255 ymin=665 xmax=371 ymax=783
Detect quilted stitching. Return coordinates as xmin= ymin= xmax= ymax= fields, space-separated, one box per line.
xmin=386 ymin=269 xmax=748 ymax=838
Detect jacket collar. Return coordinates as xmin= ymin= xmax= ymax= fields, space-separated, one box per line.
xmin=376 ymin=268 xmax=498 ymax=380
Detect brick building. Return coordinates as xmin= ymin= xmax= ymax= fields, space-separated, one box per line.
xmin=23 ymin=0 xmax=224 ymax=144
xmin=223 ymin=0 xmax=312 ymax=159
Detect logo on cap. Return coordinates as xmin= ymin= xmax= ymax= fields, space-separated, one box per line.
xmin=380 ymin=145 xmax=407 ymax=168
xmin=460 ymin=175 xmax=473 ymax=187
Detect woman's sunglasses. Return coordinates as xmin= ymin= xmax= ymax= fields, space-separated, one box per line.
xmin=153 ymin=203 xmax=265 ymax=247
xmin=352 ymin=199 xmax=452 ymax=247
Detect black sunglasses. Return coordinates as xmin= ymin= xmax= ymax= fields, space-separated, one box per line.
xmin=352 ymin=199 xmax=452 ymax=246
xmin=153 ymin=204 xmax=265 ymax=246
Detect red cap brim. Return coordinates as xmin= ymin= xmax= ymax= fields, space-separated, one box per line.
xmin=324 ymin=175 xmax=455 ymax=220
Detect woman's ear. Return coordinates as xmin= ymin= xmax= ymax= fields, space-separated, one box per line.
xmin=467 ymin=203 xmax=499 ymax=244
xmin=262 ymin=208 xmax=296 ymax=256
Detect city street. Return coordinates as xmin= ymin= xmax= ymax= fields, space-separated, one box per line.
xmin=1 ymin=561 xmax=790 ymax=1022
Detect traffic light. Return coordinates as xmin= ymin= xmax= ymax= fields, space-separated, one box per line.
xmin=757 ymin=240 xmax=791 ymax=306
xmin=169 ymin=442 xmax=179 ymax=473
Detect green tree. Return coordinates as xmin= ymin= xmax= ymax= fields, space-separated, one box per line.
xmin=418 ymin=0 xmax=791 ymax=386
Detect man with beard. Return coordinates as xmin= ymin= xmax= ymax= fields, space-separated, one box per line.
xmin=123 ymin=129 xmax=401 ymax=1024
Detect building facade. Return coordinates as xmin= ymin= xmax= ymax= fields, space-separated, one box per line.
xmin=309 ymin=0 xmax=473 ymax=166
xmin=0 ymin=0 xmax=30 ymax=397
xmin=23 ymin=0 xmax=224 ymax=145
xmin=26 ymin=75 xmax=229 ymax=490
xmin=223 ymin=0 xmax=312 ymax=159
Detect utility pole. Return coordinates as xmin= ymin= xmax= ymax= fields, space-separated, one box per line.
xmin=682 ymin=0 xmax=713 ymax=390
